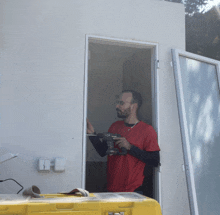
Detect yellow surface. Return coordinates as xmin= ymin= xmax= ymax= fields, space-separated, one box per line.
xmin=41 ymin=193 xmax=96 ymax=198
xmin=0 ymin=192 xmax=162 ymax=215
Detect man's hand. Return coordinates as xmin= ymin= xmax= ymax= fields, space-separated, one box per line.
xmin=114 ymin=137 xmax=132 ymax=150
xmin=87 ymin=118 xmax=95 ymax=134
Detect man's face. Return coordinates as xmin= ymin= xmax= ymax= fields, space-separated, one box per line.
xmin=116 ymin=92 xmax=133 ymax=119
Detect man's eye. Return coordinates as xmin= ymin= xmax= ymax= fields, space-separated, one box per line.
xmin=116 ymin=101 xmax=124 ymax=105
xmin=118 ymin=101 xmax=124 ymax=105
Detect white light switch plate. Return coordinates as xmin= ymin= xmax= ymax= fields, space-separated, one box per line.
xmin=54 ymin=158 xmax=66 ymax=172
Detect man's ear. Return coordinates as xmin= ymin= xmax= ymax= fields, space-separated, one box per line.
xmin=131 ymin=103 xmax=138 ymax=112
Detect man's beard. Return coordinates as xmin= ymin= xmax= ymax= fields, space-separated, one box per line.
xmin=116 ymin=108 xmax=131 ymax=119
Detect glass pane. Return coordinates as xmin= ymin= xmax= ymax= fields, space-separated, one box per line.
xmin=179 ymin=56 xmax=220 ymax=215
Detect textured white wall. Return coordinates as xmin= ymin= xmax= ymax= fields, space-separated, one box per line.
xmin=0 ymin=0 xmax=189 ymax=214
xmin=0 ymin=0 xmax=86 ymax=193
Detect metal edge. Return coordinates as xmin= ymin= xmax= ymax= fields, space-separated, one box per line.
xmin=81 ymin=35 xmax=89 ymax=189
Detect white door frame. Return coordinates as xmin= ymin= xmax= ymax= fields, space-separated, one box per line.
xmin=82 ymin=35 xmax=161 ymax=203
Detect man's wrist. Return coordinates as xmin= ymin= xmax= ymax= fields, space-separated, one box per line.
xmin=128 ymin=143 xmax=133 ymax=150
xmin=129 ymin=144 xmax=135 ymax=151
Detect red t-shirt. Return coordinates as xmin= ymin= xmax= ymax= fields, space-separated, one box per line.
xmin=107 ymin=120 xmax=160 ymax=192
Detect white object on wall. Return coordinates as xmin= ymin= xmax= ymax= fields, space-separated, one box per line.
xmin=38 ymin=158 xmax=66 ymax=172
xmin=54 ymin=158 xmax=66 ymax=172
xmin=38 ymin=159 xmax=50 ymax=172
xmin=44 ymin=160 xmax=51 ymax=171
xmin=0 ymin=153 xmax=18 ymax=164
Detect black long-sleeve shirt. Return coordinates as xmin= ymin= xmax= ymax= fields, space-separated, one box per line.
xmin=88 ymin=130 xmax=160 ymax=167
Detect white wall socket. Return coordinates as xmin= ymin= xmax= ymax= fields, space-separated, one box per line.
xmin=38 ymin=159 xmax=50 ymax=172
xmin=54 ymin=157 xmax=66 ymax=172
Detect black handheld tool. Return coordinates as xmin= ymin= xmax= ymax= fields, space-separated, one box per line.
xmin=88 ymin=132 xmax=127 ymax=155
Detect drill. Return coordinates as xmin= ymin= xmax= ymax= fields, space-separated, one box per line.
xmin=88 ymin=132 xmax=127 ymax=155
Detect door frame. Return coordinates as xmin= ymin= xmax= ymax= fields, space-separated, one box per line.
xmin=82 ymin=34 xmax=160 ymax=202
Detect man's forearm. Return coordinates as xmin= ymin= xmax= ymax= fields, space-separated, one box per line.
xmin=89 ymin=136 xmax=160 ymax=166
xmin=129 ymin=145 xmax=160 ymax=167
xmin=88 ymin=136 xmax=108 ymax=157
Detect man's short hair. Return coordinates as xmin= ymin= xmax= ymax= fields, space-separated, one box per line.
xmin=122 ymin=90 xmax=142 ymax=110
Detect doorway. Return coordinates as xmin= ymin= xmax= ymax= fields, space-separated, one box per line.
xmin=83 ymin=35 xmax=159 ymax=199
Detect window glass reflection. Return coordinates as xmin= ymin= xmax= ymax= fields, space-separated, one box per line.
xmin=179 ymin=56 xmax=220 ymax=215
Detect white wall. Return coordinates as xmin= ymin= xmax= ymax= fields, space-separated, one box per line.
xmin=0 ymin=0 xmax=189 ymax=214
xmin=0 ymin=0 xmax=86 ymax=193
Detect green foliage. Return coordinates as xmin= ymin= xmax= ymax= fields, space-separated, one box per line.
xmin=166 ymin=0 xmax=220 ymax=60
xmin=186 ymin=7 xmax=220 ymax=60
xmin=166 ymin=0 xmax=208 ymax=14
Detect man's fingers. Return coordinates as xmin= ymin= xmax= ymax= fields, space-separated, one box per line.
xmin=87 ymin=119 xmax=93 ymax=128
xmin=115 ymin=140 xmax=124 ymax=148
xmin=113 ymin=137 xmax=124 ymax=140
xmin=86 ymin=118 xmax=95 ymax=134
xmin=87 ymin=129 xmax=92 ymax=133
xmin=118 ymin=143 xmax=123 ymax=148
xmin=115 ymin=140 xmax=120 ymax=145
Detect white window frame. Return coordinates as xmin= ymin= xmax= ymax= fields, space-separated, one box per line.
xmin=172 ymin=49 xmax=220 ymax=215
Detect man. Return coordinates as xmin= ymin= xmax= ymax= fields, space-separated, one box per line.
xmin=87 ymin=90 xmax=160 ymax=193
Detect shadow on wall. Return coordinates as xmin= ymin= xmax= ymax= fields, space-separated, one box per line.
xmin=123 ymin=51 xmax=152 ymax=125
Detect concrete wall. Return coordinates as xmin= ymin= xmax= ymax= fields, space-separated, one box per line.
xmin=0 ymin=0 xmax=85 ymax=194
xmin=0 ymin=0 xmax=189 ymax=214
